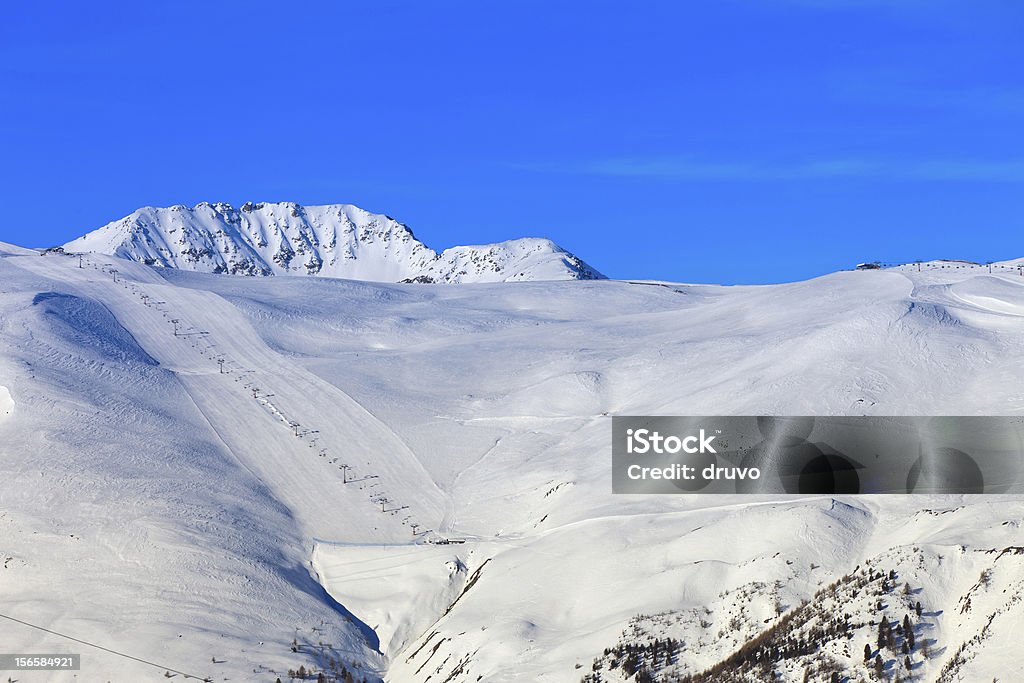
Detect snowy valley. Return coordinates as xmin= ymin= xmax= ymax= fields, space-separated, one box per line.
xmin=1 ymin=232 xmax=1024 ymax=682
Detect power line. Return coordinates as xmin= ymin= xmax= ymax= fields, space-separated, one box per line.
xmin=0 ymin=612 xmax=210 ymax=681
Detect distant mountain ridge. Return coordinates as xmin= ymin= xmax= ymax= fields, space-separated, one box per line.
xmin=63 ymin=202 xmax=604 ymax=284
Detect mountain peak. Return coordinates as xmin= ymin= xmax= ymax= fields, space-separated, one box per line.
xmin=63 ymin=202 xmax=603 ymax=284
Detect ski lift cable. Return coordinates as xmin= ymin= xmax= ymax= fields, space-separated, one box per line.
xmin=0 ymin=612 xmax=210 ymax=681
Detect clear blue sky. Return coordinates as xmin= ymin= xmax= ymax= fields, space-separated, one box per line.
xmin=2 ymin=1 xmax=1021 ymax=284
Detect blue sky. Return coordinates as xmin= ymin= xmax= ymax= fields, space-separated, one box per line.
xmin=1 ymin=1 xmax=1021 ymax=283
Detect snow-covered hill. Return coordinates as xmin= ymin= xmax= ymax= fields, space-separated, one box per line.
xmin=62 ymin=202 xmax=604 ymax=283
xmin=2 ymin=242 xmax=1024 ymax=682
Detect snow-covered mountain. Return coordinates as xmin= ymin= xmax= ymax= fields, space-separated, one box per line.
xmin=62 ymin=202 xmax=605 ymax=283
xmin=3 ymin=244 xmax=1024 ymax=682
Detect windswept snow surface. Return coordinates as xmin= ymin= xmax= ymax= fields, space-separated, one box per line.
xmin=63 ymin=202 xmax=604 ymax=283
xmin=0 ymin=384 xmax=12 ymax=423
xmin=1 ymin=249 xmax=1024 ymax=681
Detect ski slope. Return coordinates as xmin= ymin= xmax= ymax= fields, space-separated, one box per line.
xmin=2 ymin=244 xmax=1024 ymax=681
